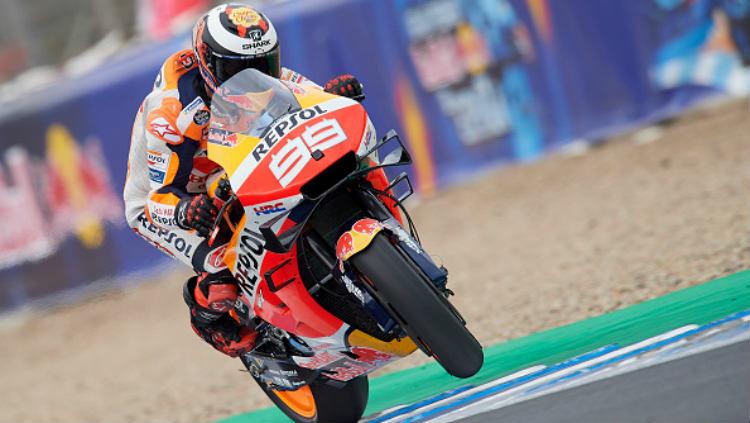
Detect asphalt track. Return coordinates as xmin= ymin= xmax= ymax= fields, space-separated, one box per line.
xmin=457 ymin=338 xmax=750 ymax=423
xmin=367 ymin=309 xmax=750 ymax=423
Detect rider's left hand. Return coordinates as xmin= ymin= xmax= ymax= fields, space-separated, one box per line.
xmin=177 ymin=194 xmax=220 ymax=237
xmin=324 ymin=74 xmax=364 ymax=102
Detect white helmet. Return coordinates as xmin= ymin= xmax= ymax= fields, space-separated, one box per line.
xmin=193 ymin=3 xmax=280 ymax=92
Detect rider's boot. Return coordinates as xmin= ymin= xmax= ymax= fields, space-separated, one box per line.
xmin=183 ymin=271 xmax=257 ymax=357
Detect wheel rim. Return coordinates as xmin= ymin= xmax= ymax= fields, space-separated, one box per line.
xmin=273 ymin=386 xmax=317 ymax=419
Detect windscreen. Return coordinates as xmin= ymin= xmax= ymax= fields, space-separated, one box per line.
xmin=209 ymin=68 xmax=301 ymax=140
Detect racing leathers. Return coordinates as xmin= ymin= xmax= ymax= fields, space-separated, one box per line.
xmin=123 ymin=48 xmax=323 ymax=357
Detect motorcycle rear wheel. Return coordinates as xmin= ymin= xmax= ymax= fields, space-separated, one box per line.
xmin=256 ymin=375 xmax=369 ymax=423
xmin=351 ymin=234 xmax=484 ymax=378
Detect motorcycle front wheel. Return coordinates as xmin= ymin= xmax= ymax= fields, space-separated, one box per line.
xmin=351 ymin=234 xmax=484 ymax=378
xmin=255 ymin=375 xmax=369 ymax=423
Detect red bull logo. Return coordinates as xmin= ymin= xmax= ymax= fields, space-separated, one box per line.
xmin=0 ymin=124 xmax=122 ymax=269
xmin=352 ymin=219 xmax=382 ymax=235
xmin=223 ymin=89 xmax=275 ymax=113
xmin=335 ymin=218 xmax=385 ymax=262
xmin=336 ymin=232 xmax=355 ymax=262
xmin=0 ymin=148 xmax=52 ymax=269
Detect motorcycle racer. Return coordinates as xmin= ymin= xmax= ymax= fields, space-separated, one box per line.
xmin=123 ymin=3 xmax=364 ymax=358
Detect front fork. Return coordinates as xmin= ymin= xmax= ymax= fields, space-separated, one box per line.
xmin=345 ymin=188 xmax=461 ymax=320
xmin=333 ymin=214 xmax=463 ymax=359
xmin=334 ymin=216 xmax=450 ymax=297
xmin=350 ymin=188 xmax=449 ymax=291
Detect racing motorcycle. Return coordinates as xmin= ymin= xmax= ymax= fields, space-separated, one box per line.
xmin=205 ymin=69 xmax=483 ymax=422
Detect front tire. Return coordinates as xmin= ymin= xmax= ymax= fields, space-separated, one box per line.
xmin=256 ymin=376 xmax=369 ymax=423
xmin=351 ymin=234 xmax=483 ymax=378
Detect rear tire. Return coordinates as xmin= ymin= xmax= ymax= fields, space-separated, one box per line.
xmin=351 ymin=234 xmax=484 ymax=378
xmin=256 ymin=376 xmax=369 ymax=423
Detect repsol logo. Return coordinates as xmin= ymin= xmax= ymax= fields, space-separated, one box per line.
xmin=253 ymin=105 xmax=328 ymax=161
xmin=147 ymin=152 xmax=167 ymax=165
xmin=151 ymin=215 xmax=177 ymax=227
xmin=235 ymin=228 xmax=265 ymax=293
xmin=137 ymin=213 xmax=193 ymax=258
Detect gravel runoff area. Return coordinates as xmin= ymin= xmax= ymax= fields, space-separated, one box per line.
xmin=1 ymin=100 xmax=748 ymax=423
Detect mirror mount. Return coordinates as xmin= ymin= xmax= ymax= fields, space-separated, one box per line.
xmin=360 ymin=129 xmax=412 ymax=167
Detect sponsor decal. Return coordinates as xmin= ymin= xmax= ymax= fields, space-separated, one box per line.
xmin=358 ymin=120 xmax=378 ymax=159
xmin=353 ymin=219 xmax=382 ymax=235
xmin=384 ymin=220 xmax=422 ymax=254
xmin=149 ymin=168 xmax=166 ymax=184
xmin=228 ymin=7 xmax=264 ymax=29
xmin=341 ymin=273 xmax=366 ymax=304
xmin=184 ymin=97 xmax=204 ymax=113
xmin=147 ymin=150 xmax=169 ymax=170
xmin=148 ymin=203 xmax=177 ymax=227
xmin=150 ymin=117 xmax=182 ymax=143
xmin=204 ymin=244 xmax=228 ymax=272
xmin=336 ymin=218 xmax=385 ymax=263
xmin=322 ymin=349 xmax=396 ymax=381
xmin=336 ymin=232 xmax=355 ymax=262
xmin=136 ymin=213 xmax=193 ymax=259
xmin=297 ymin=350 xmax=341 ymax=370
xmin=254 ymin=202 xmax=287 ymax=216
xmin=280 ymin=80 xmax=306 ymax=95
xmin=350 ymin=347 xmax=394 ymax=367
xmin=223 ymin=6 xmax=273 ymax=53
xmin=242 ymin=39 xmax=272 ymax=51
xmin=252 ymin=105 xmax=328 ymax=161
xmin=150 ymin=214 xmax=174 ymax=227
xmin=147 ymin=150 xmax=170 ymax=184
xmin=269 ymin=118 xmax=348 ymax=187
xmin=234 ymin=228 xmax=265 ymax=294
xmin=249 ymin=30 xmax=263 ymax=42
xmin=193 ymin=109 xmax=210 ymax=126
xmin=0 ymin=127 xmax=122 ymax=269
xmin=208 ymin=128 xmax=235 ymax=147
xmin=177 ymin=52 xmax=195 ymax=69
xmin=282 ymin=70 xmax=306 ymax=85
xmin=295 ymin=345 xmax=396 ymax=381
xmin=325 ymin=361 xmax=371 ymax=382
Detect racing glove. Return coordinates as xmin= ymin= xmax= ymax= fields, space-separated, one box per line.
xmin=177 ymin=194 xmax=220 ymax=238
xmin=193 ymin=314 xmax=257 ymax=358
xmin=324 ymin=74 xmax=365 ymax=102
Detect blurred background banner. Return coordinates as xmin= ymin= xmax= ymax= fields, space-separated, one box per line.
xmin=137 ymin=0 xmax=212 ymax=40
xmin=0 ymin=0 xmax=748 ymax=311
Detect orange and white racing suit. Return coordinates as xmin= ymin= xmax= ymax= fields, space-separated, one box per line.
xmin=124 ymin=49 xmax=321 ymax=272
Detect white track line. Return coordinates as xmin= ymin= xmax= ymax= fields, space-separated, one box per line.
xmin=387 ymin=365 xmax=546 ymax=423
xmin=430 ymin=325 xmax=699 ymax=423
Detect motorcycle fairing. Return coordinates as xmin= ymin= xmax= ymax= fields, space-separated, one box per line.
xmin=233 ymin=100 xmax=367 ymax=204
xmin=208 ymin=70 xmax=415 ymax=384
xmin=290 ymin=326 xmax=416 ymax=382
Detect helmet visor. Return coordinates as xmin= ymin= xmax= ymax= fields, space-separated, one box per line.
xmin=212 ymin=51 xmax=281 ymax=85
